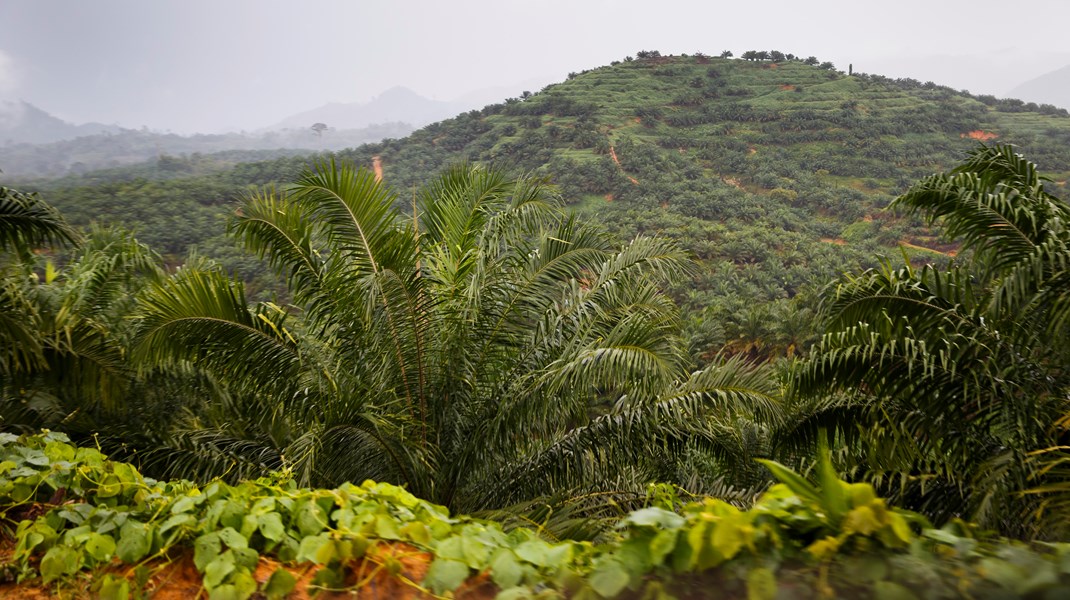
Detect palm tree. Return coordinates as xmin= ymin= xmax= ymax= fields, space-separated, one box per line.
xmin=0 ymin=185 xmax=80 ymax=376
xmin=135 ymin=161 xmax=781 ymax=516
xmin=2 ymin=224 xmax=167 ymax=436
xmin=787 ymin=145 xmax=1070 ymax=537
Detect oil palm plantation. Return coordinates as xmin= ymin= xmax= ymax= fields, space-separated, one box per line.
xmin=136 ymin=161 xmax=781 ymax=515
xmin=788 ymin=145 xmax=1070 ymax=537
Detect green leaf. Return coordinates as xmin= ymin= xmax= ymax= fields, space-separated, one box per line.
xmin=490 ymin=550 xmax=523 ymax=589
xmin=589 ymin=559 xmax=630 ymax=598
xmin=624 ymin=507 xmax=685 ymax=529
xmin=874 ymin=581 xmax=916 ymax=600
xmin=746 ymin=567 xmax=777 ymax=600
xmin=514 ymin=539 xmax=551 ymax=567
xmin=756 ymin=459 xmax=822 ymax=507
xmin=116 ymin=521 xmax=152 ymax=563
xmin=375 ymin=514 xmax=400 ymax=540
xmin=979 ymin=557 xmax=1025 ymax=591
xmin=423 ymin=558 xmax=470 ymax=594
xmin=217 ymin=527 xmax=248 ymax=550
xmin=296 ymin=533 xmax=335 ymax=565
xmin=816 ymin=430 xmax=848 ymax=522
xmin=400 ymin=521 xmax=430 ymax=546
xmin=263 ymin=568 xmax=297 ymax=600
xmin=97 ymin=575 xmax=131 ymax=600
xmin=40 ymin=545 xmax=81 ymax=583
xmin=296 ymin=501 xmax=326 ymax=537
xmin=195 ymin=532 xmax=222 ymax=571
xmin=204 ymin=550 xmax=236 ymax=589
xmin=159 ymin=513 xmax=195 ymax=536
xmin=711 ymin=518 xmax=744 ymax=560
xmin=233 ymin=547 xmax=260 ymax=570
xmin=495 ymin=587 xmax=535 ymax=600
xmin=649 ymin=529 xmax=678 ymax=565
xmin=258 ymin=512 xmax=285 ymax=542
xmin=85 ymin=532 xmax=117 ymax=562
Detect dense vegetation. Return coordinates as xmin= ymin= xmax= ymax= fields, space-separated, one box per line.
xmin=15 ymin=53 xmax=1070 ymax=364
xmin=4 ymin=432 xmax=1070 ymax=598
xmin=2 ymin=52 xmax=1070 ymax=597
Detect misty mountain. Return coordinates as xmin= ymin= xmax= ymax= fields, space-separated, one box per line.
xmin=0 ymin=121 xmax=414 ymax=178
xmin=0 ymin=100 xmax=121 ymax=145
xmin=269 ymin=86 xmax=463 ymax=132
xmin=1007 ymin=64 xmax=1070 ymax=110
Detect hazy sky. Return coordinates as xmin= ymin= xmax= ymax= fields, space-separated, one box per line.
xmin=2 ymin=0 xmax=1068 ymax=133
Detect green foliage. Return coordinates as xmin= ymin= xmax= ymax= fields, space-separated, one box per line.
xmin=22 ymin=55 xmax=1070 ymax=363
xmin=5 ymin=432 xmax=1070 ymax=599
xmin=790 ymin=145 xmax=1070 ymax=537
xmin=129 ymin=160 xmax=784 ymax=525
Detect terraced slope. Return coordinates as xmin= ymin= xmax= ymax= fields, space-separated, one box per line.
xmin=21 ymin=54 xmax=1070 ymax=360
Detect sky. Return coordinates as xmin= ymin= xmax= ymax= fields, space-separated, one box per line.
xmin=1 ymin=0 xmax=1069 ymax=134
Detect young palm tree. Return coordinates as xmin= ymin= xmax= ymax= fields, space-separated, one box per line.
xmin=0 ymin=185 xmax=80 ymax=377
xmin=2 ymin=224 xmax=167 ymax=435
xmin=136 ymin=161 xmax=780 ymax=515
xmin=788 ymin=145 xmax=1070 ymax=537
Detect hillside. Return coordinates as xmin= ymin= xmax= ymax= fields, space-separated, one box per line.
xmin=0 ymin=99 xmax=121 ymax=145
xmin=19 ymin=53 xmax=1070 ymax=360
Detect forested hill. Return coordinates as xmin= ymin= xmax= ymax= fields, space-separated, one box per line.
xmin=17 ymin=52 xmax=1070 ymax=361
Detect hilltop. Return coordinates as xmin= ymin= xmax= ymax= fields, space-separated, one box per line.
xmin=19 ymin=52 xmax=1070 ymax=360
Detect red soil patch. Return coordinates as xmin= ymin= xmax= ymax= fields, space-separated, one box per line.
xmin=604 ymin=193 xmax=614 ymax=202
xmin=962 ymin=130 xmax=999 ymax=141
xmin=780 ymin=84 xmax=796 ymax=91
xmin=900 ymin=241 xmax=957 ymax=257
xmin=608 ymin=145 xmax=640 ymax=185
xmin=371 ymin=156 xmax=384 ymax=182
xmin=821 ymin=238 xmax=848 ymax=246
xmin=634 ymin=117 xmax=642 ymax=124
xmin=722 ymin=177 xmax=745 ymax=191
xmin=0 ymin=539 xmax=494 ymax=600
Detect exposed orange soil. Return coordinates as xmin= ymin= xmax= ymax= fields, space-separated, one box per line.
xmin=604 ymin=193 xmax=614 ymax=202
xmin=371 ymin=156 xmax=383 ymax=182
xmin=900 ymin=241 xmax=957 ymax=257
xmin=722 ymin=177 xmax=745 ymax=191
xmin=608 ymin=145 xmax=640 ymax=185
xmin=780 ymin=84 xmax=795 ymax=91
xmin=962 ymin=130 xmax=999 ymax=141
xmin=0 ymin=539 xmax=495 ymax=600
xmin=820 ymin=238 xmax=848 ymax=246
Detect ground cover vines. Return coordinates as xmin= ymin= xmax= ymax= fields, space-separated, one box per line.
xmin=4 ymin=432 xmax=1070 ymax=599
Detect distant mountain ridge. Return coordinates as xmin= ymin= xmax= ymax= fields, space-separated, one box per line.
xmin=0 ymin=100 xmax=121 ymax=145
xmin=1008 ymin=64 xmax=1070 ymax=110
xmin=269 ymin=86 xmax=463 ymax=131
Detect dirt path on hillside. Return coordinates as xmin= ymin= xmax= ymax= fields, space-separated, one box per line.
xmin=372 ymin=156 xmax=384 ymax=182
xmin=900 ymin=241 xmax=957 ymax=257
xmin=608 ymin=145 xmax=639 ymax=185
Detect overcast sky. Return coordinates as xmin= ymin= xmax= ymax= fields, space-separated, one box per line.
xmin=2 ymin=0 xmax=1068 ymax=134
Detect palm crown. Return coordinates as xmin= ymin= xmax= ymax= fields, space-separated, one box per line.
xmin=135 ymin=161 xmax=778 ymax=515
